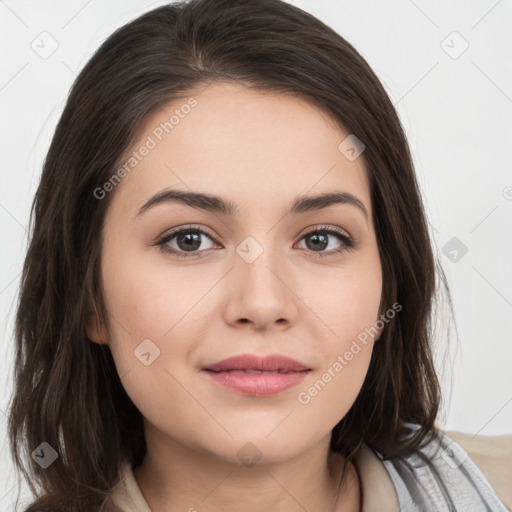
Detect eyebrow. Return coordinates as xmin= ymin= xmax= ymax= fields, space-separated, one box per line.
xmin=137 ymin=188 xmax=368 ymax=220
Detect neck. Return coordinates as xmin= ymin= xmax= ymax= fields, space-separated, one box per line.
xmin=133 ymin=423 xmax=361 ymax=512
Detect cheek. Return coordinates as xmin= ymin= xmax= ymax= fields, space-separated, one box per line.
xmin=307 ymin=258 xmax=382 ymax=346
xmin=295 ymin=276 xmax=379 ymax=427
xmin=101 ymin=246 xmax=202 ymax=344
xmin=296 ymin=258 xmax=381 ymax=417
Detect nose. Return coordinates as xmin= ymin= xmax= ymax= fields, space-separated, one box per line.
xmin=223 ymin=238 xmax=299 ymax=331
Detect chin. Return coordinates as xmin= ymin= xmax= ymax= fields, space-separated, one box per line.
xmin=197 ymin=433 xmax=313 ymax=467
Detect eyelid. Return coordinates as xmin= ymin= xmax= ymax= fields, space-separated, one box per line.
xmin=301 ymin=224 xmax=351 ymax=238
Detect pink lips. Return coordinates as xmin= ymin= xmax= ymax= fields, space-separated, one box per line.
xmin=202 ymin=354 xmax=311 ymax=397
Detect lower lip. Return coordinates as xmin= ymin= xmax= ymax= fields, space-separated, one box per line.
xmin=203 ymin=370 xmax=310 ymax=397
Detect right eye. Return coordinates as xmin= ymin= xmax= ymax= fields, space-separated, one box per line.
xmin=156 ymin=225 xmax=220 ymax=258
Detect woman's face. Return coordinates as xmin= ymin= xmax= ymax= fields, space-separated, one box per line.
xmin=90 ymin=81 xmax=382 ymax=464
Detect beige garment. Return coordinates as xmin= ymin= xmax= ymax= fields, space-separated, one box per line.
xmin=353 ymin=443 xmax=401 ymax=511
xmin=441 ymin=429 xmax=512 ymax=511
xmin=107 ymin=443 xmax=401 ymax=511
xmin=107 ymin=464 xmax=151 ymax=512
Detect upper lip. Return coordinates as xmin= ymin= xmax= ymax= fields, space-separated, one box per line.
xmin=203 ymin=354 xmax=311 ymax=372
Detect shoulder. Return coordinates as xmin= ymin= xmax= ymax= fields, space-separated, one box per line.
xmin=374 ymin=423 xmax=510 ymax=512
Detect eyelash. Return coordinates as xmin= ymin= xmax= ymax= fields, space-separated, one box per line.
xmin=155 ymin=224 xmax=357 ymax=259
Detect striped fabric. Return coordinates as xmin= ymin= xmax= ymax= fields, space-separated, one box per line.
xmin=376 ymin=423 xmax=510 ymax=511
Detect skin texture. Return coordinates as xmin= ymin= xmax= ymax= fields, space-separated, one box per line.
xmin=87 ymin=81 xmax=383 ymax=511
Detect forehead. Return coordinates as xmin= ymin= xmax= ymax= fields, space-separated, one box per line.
xmin=108 ymin=81 xmax=371 ymax=220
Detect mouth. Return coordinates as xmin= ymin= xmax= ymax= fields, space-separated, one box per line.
xmin=201 ymin=354 xmax=312 ymax=397
xmin=203 ymin=369 xmax=311 ymax=397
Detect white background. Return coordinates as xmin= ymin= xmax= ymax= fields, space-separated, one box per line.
xmin=1 ymin=0 xmax=511 ymax=509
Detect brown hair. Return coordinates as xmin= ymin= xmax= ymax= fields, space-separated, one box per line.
xmin=8 ymin=0 xmax=454 ymax=510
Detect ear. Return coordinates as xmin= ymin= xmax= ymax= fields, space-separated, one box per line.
xmin=375 ymin=319 xmax=383 ymax=341
xmin=373 ymin=314 xmax=384 ymax=342
xmin=373 ymin=296 xmax=385 ymax=342
xmin=86 ymin=307 xmax=108 ymax=345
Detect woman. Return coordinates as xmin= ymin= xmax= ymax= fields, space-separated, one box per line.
xmin=8 ymin=0 xmax=509 ymax=510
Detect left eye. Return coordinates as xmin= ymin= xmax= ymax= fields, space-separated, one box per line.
xmin=156 ymin=225 xmax=355 ymax=258
xmin=297 ymin=227 xmax=354 ymax=255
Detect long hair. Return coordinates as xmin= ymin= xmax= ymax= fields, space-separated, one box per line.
xmin=8 ymin=0 xmax=454 ymax=509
